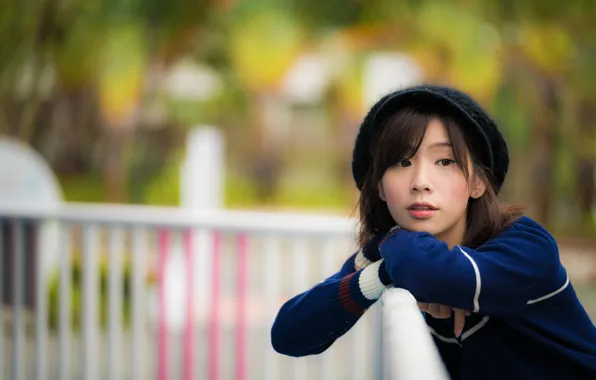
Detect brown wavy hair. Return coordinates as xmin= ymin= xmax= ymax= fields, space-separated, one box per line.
xmin=356 ymin=105 xmax=524 ymax=249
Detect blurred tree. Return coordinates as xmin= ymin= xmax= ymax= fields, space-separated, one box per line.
xmin=0 ymin=0 xmax=593 ymax=235
xmin=483 ymin=0 xmax=595 ymax=231
xmin=303 ymin=0 xmax=595 ymax=232
xmin=0 ymin=0 xmax=213 ymax=202
xmin=225 ymin=3 xmax=305 ymax=202
xmin=307 ymin=1 xmax=504 ymax=199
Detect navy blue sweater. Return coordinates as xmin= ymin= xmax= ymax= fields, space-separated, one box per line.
xmin=271 ymin=217 xmax=596 ymax=379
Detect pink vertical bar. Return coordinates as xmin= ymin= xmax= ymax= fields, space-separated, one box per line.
xmin=235 ymin=233 xmax=248 ymax=380
xmin=183 ymin=230 xmax=195 ymax=380
xmin=157 ymin=229 xmax=169 ymax=380
xmin=209 ymin=231 xmax=222 ymax=380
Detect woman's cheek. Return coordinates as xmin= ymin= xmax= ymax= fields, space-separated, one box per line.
xmin=382 ymin=182 xmax=405 ymax=205
xmin=448 ymin=177 xmax=471 ymax=199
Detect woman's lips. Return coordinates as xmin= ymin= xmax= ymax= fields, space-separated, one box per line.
xmin=407 ymin=209 xmax=436 ymax=219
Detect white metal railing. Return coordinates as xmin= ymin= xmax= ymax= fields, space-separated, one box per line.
xmin=0 ymin=202 xmax=445 ymax=380
xmin=381 ymin=288 xmax=449 ymax=379
xmin=0 ymin=202 xmax=355 ymax=234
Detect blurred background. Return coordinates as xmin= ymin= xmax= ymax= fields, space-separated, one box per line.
xmin=2 ymin=0 xmax=595 ymax=227
xmin=1 ymin=0 xmax=595 ymax=379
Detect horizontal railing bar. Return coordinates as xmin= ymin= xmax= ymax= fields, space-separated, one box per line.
xmin=0 ymin=203 xmax=355 ymax=236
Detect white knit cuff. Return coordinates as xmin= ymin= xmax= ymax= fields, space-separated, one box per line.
xmin=358 ymin=260 xmax=387 ymax=300
xmin=354 ymin=248 xmax=373 ymax=270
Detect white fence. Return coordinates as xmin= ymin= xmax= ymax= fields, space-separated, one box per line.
xmin=0 ymin=202 xmax=446 ymax=380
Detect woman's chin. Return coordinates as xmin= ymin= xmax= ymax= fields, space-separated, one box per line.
xmin=397 ymin=219 xmax=435 ymax=232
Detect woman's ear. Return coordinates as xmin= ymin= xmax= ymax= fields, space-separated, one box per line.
xmin=378 ymin=182 xmax=386 ymax=202
xmin=470 ymin=175 xmax=487 ymax=199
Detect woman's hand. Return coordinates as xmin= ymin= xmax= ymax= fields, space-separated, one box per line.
xmin=417 ymin=302 xmax=470 ymax=338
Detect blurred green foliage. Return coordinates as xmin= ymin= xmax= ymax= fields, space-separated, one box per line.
xmin=0 ymin=0 xmax=594 ymax=234
xmin=47 ymin=253 xmax=134 ymax=331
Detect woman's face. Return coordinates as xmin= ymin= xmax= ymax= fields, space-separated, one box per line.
xmin=378 ymin=118 xmax=485 ymax=248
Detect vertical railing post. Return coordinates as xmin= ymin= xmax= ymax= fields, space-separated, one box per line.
xmin=292 ymin=238 xmax=308 ymax=380
xmin=82 ymin=224 xmax=99 ymax=380
xmin=12 ymin=221 xmax=25 ymax=380
xmin=235 ymin=233 xmax=248 ymax=380
xmin=131 ymin=227 xmax=147 ymax=380
xmin=0 ymin=222 xmax=4 ymax=379
xmin=157 ymin=229 xmax=170 ymax=380
xmin=183 ymin=229 xmax=195 ymax=380
xmin=208 ymin=231 xmax=222 ymax=380
xmin=372 ymin=302 xmax=384 ymax=380
xmin=108 ymin=226 xmax=124 ymax=380
xmin=320 ymin=239 xmax=336 ymax=380
xmin=34 ymin=222 xmax=48 ymax=380
xmin=263 ymin=237 xmax=280 ymax=380
xmin=58 ymin=224 xmax=71 ymax=380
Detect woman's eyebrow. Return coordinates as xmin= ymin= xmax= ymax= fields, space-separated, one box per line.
xmin=427 ymin=141 xmax=452 ymax=149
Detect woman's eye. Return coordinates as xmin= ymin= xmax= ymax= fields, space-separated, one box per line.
xmin=437 ymin=159 xmax=455 ymax=166
xmin=397 ymin=159 xmax=412 ymax=167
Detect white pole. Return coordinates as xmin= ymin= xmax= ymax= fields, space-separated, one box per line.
xmin=178 ymin=126 xmax=225 ymax=330
xmin=381 ymin=288 xmax=449 ymax=380
xmin=181 ymin=126 xmax=224 ymax=211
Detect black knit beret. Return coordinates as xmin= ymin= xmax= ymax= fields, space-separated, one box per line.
xmin=352 ymin=84 xmax=509 ymax=193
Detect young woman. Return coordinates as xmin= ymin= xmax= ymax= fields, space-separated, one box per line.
xmin=271 ymin=85 xmax=596 ymax=379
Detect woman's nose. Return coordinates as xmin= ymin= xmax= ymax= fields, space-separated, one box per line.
xmin=411 ymin=166 xmax=433 ymax=193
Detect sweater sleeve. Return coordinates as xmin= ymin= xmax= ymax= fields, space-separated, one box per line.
xmin=271 ymin=251 xmax=391 ymax=357
xmin=379 ymin=217 xmax=568 ymax=317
